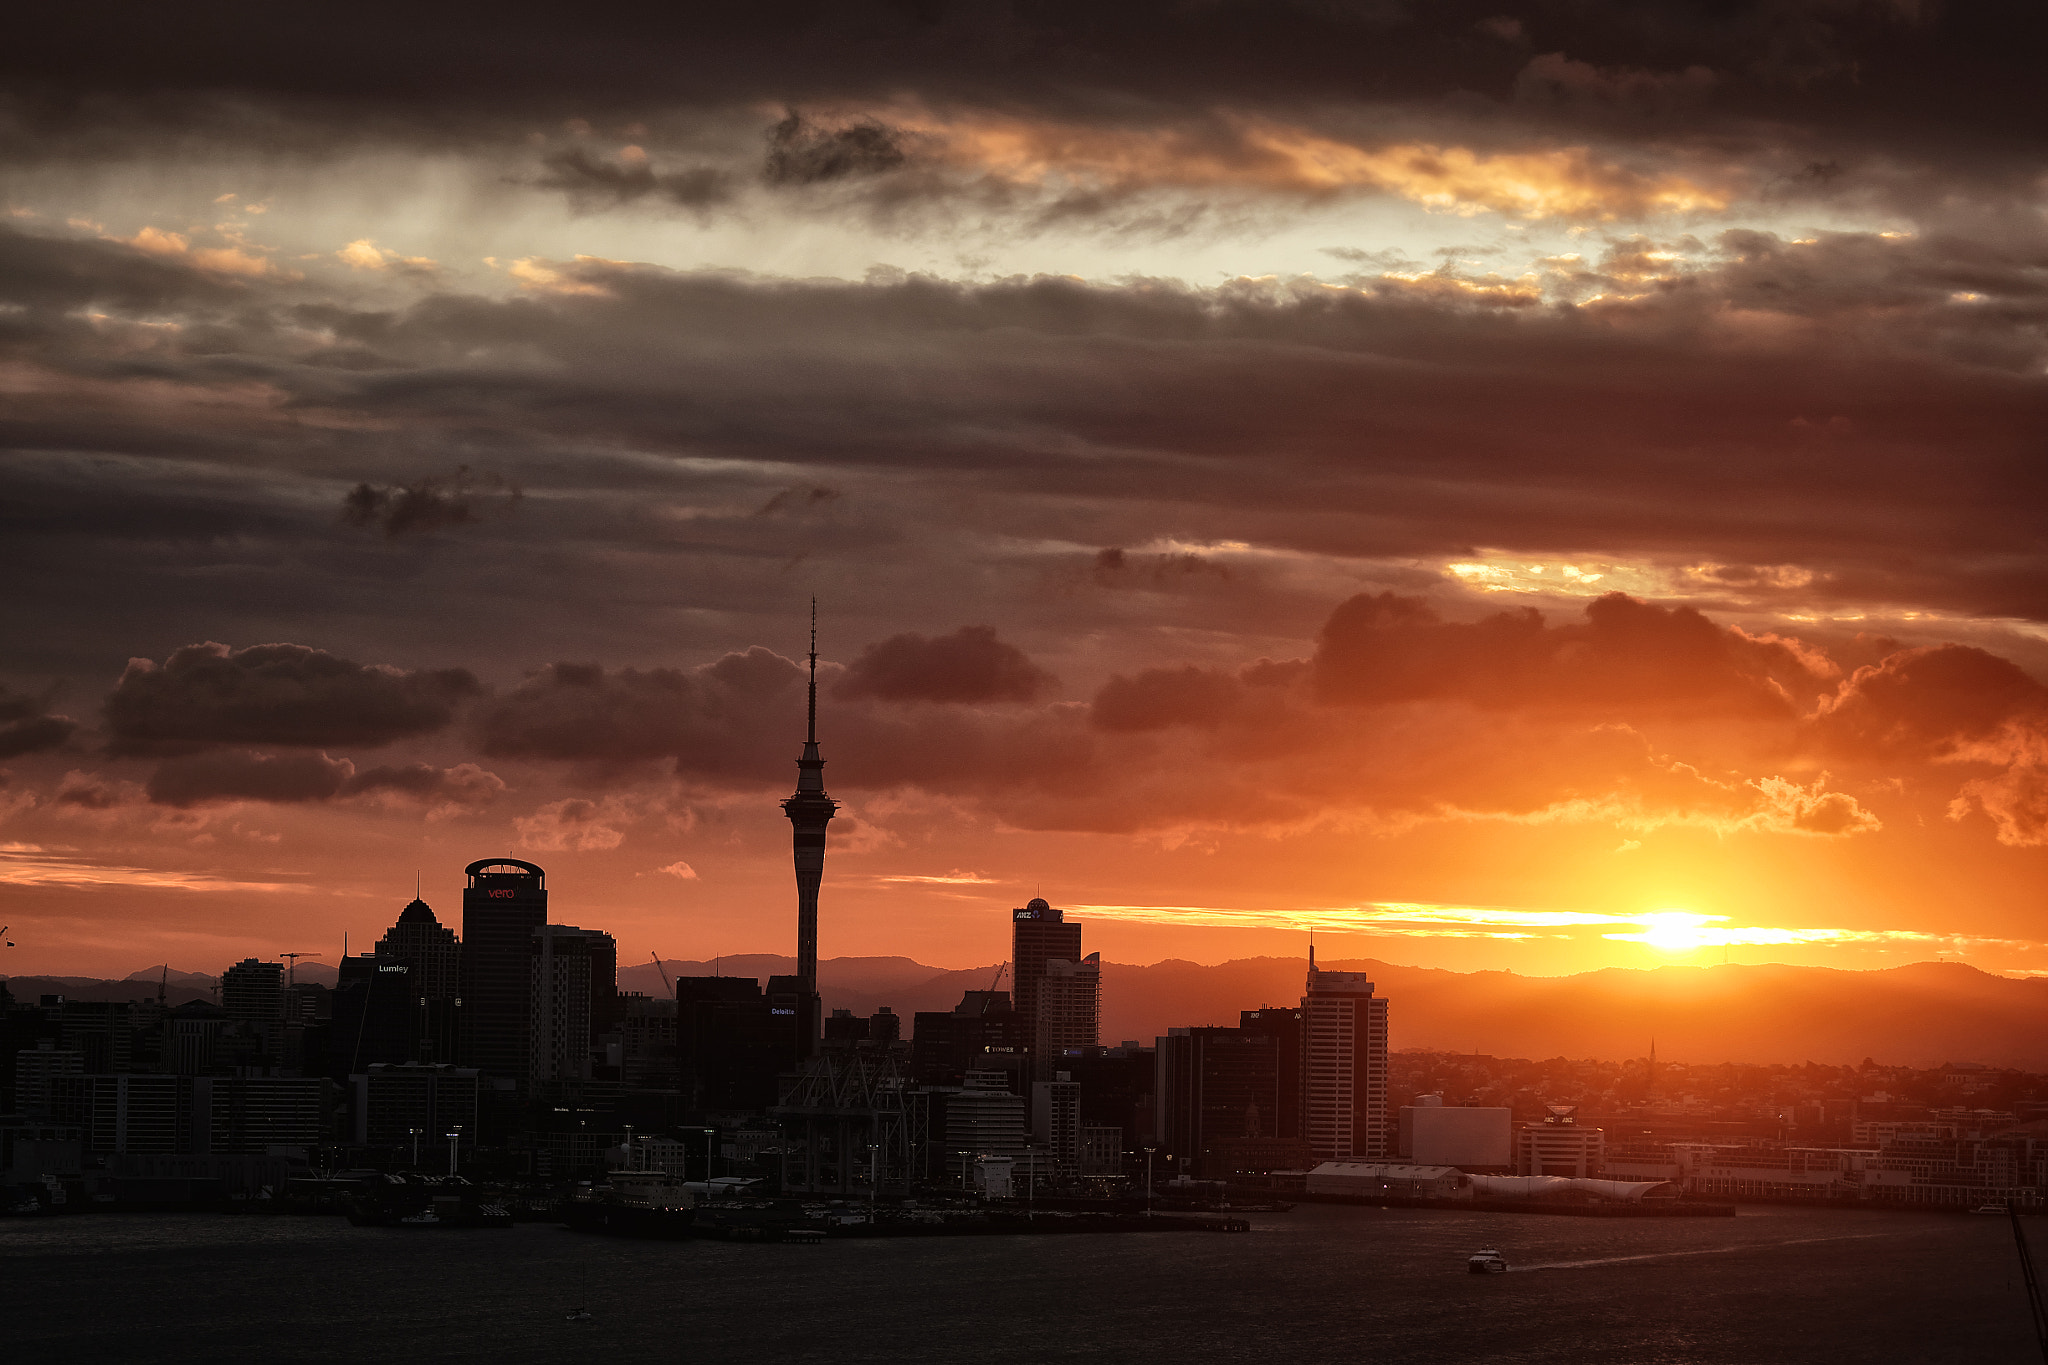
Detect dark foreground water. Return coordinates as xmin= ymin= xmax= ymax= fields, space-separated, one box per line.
xmin=2 ymin=1204 xmax=2035 ymax=1363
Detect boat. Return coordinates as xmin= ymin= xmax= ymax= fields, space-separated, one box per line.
xmin=563 ymin=1168 xmax=697 ymax=1239
xmin=563 ymin=1308 xmax=594 ymax=1323
xmin=1467 ymin=1249 xmax=1509 ymax=1274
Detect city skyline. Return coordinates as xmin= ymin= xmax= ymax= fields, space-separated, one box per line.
xmin=2 ymin=2 xmax=2044 ymax=989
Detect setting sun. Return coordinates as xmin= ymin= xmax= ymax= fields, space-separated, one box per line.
xmin=1633 ymin=911 xmax=1721 ymax=955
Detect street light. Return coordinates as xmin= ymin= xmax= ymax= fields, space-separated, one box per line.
xmin=1144 ymin=1146 xmax=1156 ymax=1215
xmin=408 ymin=1126 xmax=422 ymax=1170
xmin=446 ymin=1124 xmax=463 ymax=1177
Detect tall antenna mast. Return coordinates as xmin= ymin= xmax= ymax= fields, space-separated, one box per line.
xmin=807 ymin=596 xmax=818 ymax=745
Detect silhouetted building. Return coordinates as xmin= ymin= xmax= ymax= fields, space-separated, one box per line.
xmin=530 ymin=925 xmax=617 ymax=1084
xmin=12 ymin=1044 xmax=82 ymax=1117
xmin=1518 ymin=1104 xmax=1603 ymax=1177
xmin=377 ymin=896 xmax=461 ymax=1062
xmin=912 ymin=990 xmax=1031 ymax=1088
xmin=1239 ymin=1006 xmax=1304 ymax=1139
xmin=221 ymin=959 xmax=284 ymax=1061
xmin=781 ymin=615 xmax=836 ymax=1054
xmin=1035 ymin=953 xmax=1101 ymax=1069
xmin=611 ymin=993 xmax=678 ymax=1089
xmin=350 ymin=1063 xmax=480 ymax=1150
xmin=1157 ymin=1025 xmax=1304 ymax=1177
xmin=1011 ymin=899 xmax=1081 ymax=1043
xmin=460 ymin=858 xmax=548 ymax=1082
xmin=331 ymin=954 xmax=420 ymax=1077
xmin=824 ymin=1008 xmax=869 ymax=1045
xmin=868 ymin=1007 xmax=901 ymax=1045
xmin=1302 ymin=954 xmax=1389 ymax=1161
xmin=1032 ymin=1077 xmax=1081 ymax=1177
xmin=675 ymin=977 xmax=797 ymax=1113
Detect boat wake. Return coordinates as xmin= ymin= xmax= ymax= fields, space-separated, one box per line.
xmin=1514 ymin=1231 xmax=1903 ymax=1272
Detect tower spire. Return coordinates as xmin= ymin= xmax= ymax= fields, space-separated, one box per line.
xmin=807 ymin=596 xmax=818 ymax=745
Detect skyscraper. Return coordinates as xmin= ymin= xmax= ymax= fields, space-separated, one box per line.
xmin=377 ymin=895 xmax=460 ymax=1062
xmin=529 ymin=924 xmax=617 ymax=1084
xmin=1034 ymin=953 xmax=1101 ymax=1061
xmin=780 ymin=606 xmax=836 ymax=1053
xmin=1300 ymin=950 xmax=1390 ymax=1161
xmin=459 ymin=858 xmax=548 ymax=1082
xmin=1011 ymin=898 xmax=1082 ymax=1043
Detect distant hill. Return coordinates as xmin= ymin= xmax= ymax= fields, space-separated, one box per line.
xmin=17 ymin=955 xmax=2046 ymax=1068
xmin=627 ymin=955 xmax=2048 ymax=1069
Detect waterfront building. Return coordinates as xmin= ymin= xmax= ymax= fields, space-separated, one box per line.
xmin=1032 ymin=1077 xmax=1082 ymax=1177
xmin=1157 ymin=1025 xmax=1293 ymax=1178
xmin=459 ymin=858 xmax=548 ymax=1082
xmin=1398 ymin=1096 xmax=1514 ymax=1169
xmin=350 ymin=1062 xmax=480 ymax=1150
xmin=1517 ymin=1104 xmax=1604 ymax=1177
xmin=1301 ymin=954 xmax=1390 ymax=1161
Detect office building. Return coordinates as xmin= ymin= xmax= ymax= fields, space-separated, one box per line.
xmin=331 ymin=954 xmax=421 ymax=1076
xmin=1301 ymin=952 xmax=1390 ymax=1161
xmin=530 ymin=924 xmax=617 ymax=1084
xmin=1398 ymin=1097 xmax=1514 ymax=1169
xmin=221 ymin=958 xmax=284 ymax=1061
xmin=459 ymin=858 xmax=548 ymax=1082
xmin=1032 ymin=1077 xmax=1082 ymax=1177
xmin=350 ymin=1063 xmax=481 ymax=1149
xmin=675 ymin=976 xmax=797 ymax=1112
xmin=780 ymin=614 xmax=836 ymax=1054
xmin=1518 ymin=1104 xmax=1605 ymax=1177
xmin=377 ymin=895 xmax=461 ymax=1062
xmin=1011 ymin=899 xmax=1081 ymax=1043
xmin=1157 ymin=1025 xmax=1305 ymax=1177
xmin=1034 ymin=953 xmax=1101 ymax=1064
xmin=1239 ymin=1006 xmax=1304 ymax=1138
xmin=12 ymin=1046 xmax=82 ymax=1117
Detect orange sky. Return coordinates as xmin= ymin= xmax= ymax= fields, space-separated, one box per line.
xmin=1 ymin=3 xmax=2043 ymax=985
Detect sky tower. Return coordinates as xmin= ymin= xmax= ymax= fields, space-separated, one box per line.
xmin=781 ymin=601 xmax=836 ymax=1049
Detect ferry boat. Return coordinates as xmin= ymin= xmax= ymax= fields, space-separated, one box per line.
xmin=563 ymin=1168 xmax=697 ymax=1239
xmin=1467 ymin=1248 xmax=1509 ymax=1274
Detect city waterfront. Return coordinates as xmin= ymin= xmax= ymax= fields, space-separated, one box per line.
xmin=2 ymin=1203 xmax=2031 ymax=1362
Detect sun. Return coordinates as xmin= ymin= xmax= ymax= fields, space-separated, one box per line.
xmin=1636 ymin=910 xmax=1717 ymax=954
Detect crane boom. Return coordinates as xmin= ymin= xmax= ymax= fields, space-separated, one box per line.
xmin=2012 ymin=1207 xmax=2048 ymax=1363
xmin=651 ymin=952 xmax=673 ymax=998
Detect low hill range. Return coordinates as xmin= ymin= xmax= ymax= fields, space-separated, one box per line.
xmin=10 ymin=957 xmax=2046 ymax=1070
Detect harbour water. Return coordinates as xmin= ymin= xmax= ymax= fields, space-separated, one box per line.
xmin=4 ymin=1203 xmax=2033 ymax=1362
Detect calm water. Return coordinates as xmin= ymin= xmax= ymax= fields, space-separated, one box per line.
xmin=2 ymin=1204 xmax=2033 ymax=1363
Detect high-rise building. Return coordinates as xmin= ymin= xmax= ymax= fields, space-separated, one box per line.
xmin=221 ymin=959 xmax=285 ymax=1063
xmin=1011 ymin=899 xmax=1082 ymax=1042
xmin=1034 ymin=953 xmax=1101 ymax=1064
xmin=331 ymin=954 xmax=420 ymax=1076
xmin=529 ymin=924 xmax=617 ymax=1084
xmin=1155 ymin=1025 xmax=1306 ymax=1177
xmin=1300 ymin=953 xmax=1390 ymax=1161
xmin=459 ymin=858 xmax=548 ymax=1082
xmin=1031 ymin=1077 xmax=1082 ymax=1177
xmin=780 ymin=609 xmax=836 ymax=1054
xmin=1239 ymin=1005 xmax=1304 ymax=1139
xmin=377 ymin=897 xmax=461 ymax=1065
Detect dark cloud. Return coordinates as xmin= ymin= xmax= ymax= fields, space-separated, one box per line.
xmin=340 ymin=761 xmax=506 ymax=809
xmin=0 ymin=684 xmax=77 ymax=758
xmin=833 ymin=626 xmax=1058 ymax=705
xmin=340 ymin=467 xmax=522 ymax=537
xmin=472 ymin=649 xmax=801 ymax=779
xmin=537 ymin=146 xmax=734 ymax=212
xmin=1313 ymin=592 xmax=1831 ymax=718
xmin=104 ymin=642 xmax=482 ymax=756
xmin=764 ymin=112 xmax=908 ymax=186
xmin=145 ymin=749 xmax=352 ymax=807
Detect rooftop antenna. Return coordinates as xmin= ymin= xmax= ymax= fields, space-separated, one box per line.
xmin=1308 ymin=928 xmax=1316 ymax=972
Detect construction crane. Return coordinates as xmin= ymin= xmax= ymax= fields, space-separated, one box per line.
xmin=650 ymin=952 xmax=674 ymax=998
xmin=988 ymin=960 xmax=1008 ymax=991
xmin=0 ymin=925 xmax=13 ymax=949
xmin=280 ymin=952 xmax=320 ymax=986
